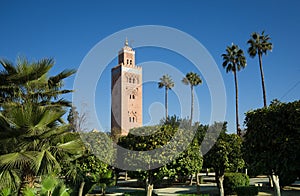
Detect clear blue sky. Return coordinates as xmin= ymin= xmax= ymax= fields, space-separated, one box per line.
xmin=1 ymin=0 xmax=299 ymax=133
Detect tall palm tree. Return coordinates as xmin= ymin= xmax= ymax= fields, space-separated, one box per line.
xmin=158 ymin=74 xmax=174 ymax=120
xmin=182 ymin=72 xmax=202 ymax=126
xmin=247 ymin=31 xmax=273 ymax=107
xmin=222 ymin=44 xmax=246 ymax=136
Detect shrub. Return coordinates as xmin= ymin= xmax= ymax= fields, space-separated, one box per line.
xmin=224 ymin=172 xmax=249 ymax=194
xmin=235 ymin=186 xmax=259 ymax=196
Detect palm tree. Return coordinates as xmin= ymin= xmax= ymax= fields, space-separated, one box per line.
xmin=0 ymin=103 xmax=84 ymax=193
xmin=0 ymin=57 xmax=82 ymax=193
xmin=247 ymin=31 xmax=273 ymax=107
xmin=0 ymin=57 xmax=76 ymax=108
xmin=158 ymin=74 xmax=174 ymax=120
xmin=222 ymin=44 xmax=246 ymax=136
xmin=182 ymin=72 xmax=202 ymax=126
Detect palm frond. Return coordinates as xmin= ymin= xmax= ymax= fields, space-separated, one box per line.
xmin=48 ymin=69 xmax=76 ymax=89
xmin=0 ymin=170 xmax=21 ymax=191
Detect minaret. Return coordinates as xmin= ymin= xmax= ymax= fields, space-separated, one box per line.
xmin=111 ymin=39 xmax=143 ymax=136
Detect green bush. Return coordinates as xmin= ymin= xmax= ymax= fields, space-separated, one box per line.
xmin=224 ymin=172 xmax=249 ymax=194
xmin=235 ymin=186 xmax=259 ymax=196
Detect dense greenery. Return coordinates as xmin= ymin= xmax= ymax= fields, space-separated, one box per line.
xmin=0 ymin=58 xmax=84 ymax=195
xmin=0 ymin=58 xmax=115 ymax=196
xmin=203 ymin=122 xmax=244 ymax=196
xmin=223 ymin=172 xmax=249 ymax=195
xmin=118 ymin=121 xmax=203 ymax=196
xmin=243 ymin=100 xmax=300 ymax=195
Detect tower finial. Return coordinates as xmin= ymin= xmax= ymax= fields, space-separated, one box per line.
xmin=125 ymin=37 xmax=129 ymax=46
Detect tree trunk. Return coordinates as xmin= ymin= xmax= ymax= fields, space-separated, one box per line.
xmin=233 ymin=70 xmax=240 ymax=136
xmin=196 ymin=173 xmax=201 ymax=186
xmin=78 ymin=181 xmax=85 ymax=196
xmin=218 ymin=175 xmax=225 ymax=196
xmin=165 ymin=87 xmax=168 ymax=120
xmin=189 ymin=174 xmax=194 ymax=185
xmin=258 ymin=52 xmax=267 ymax=108
xmin=271 ymin=174 xmax=281 ymax=196
xmin=190 ymin=85 xmax=194 ymax=126
xmin=78 ymin=182 xmax=85 ymax=196
xmin=146 ymin=183 xmax=153 ymax=196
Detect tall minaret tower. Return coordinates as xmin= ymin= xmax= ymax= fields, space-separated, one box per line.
xmin=111 ymin=39 xmax=143 ymax=136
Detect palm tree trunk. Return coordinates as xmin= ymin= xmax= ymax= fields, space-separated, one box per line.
xmin=190 ymin=85 xmax=194 ymax=126
xmin=78 ymin=181 xmax=85 ymax=196
xmin=165 ymin=87 xmax=168 ymax=120
xmin=233 ymin=70 xmax=240 ymax=136
xmin=258 ymin=52 xmax=267 ymax=107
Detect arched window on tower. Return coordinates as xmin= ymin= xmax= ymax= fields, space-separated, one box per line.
xmin=127 ymin=59 xmax=129 ymax=64
xmin=133 ymin=78 xmax=135 ymax=83
xmin=130 ymin=60 xmax=132 ymax=65
xmin=133 ymin=117 xmax=135 ymax=122
xmin=129 ymin=78 xmax=131 ymax=83
xmin=132 ymin=95 xmax=135 ymax=99
xmin=129 ymin=95 xmax=131 ymax=99
xmin=129 ymin=117 xmax=131 ymax=122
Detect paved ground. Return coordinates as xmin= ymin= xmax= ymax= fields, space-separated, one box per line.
xmin=105 ymin=174 xmax=300 ymax=195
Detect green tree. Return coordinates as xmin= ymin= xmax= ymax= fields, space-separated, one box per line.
xmin=203 ymin=122 xmax=244 ymax=196
xmin=0 ymin=57 xmax=82 ymax=193
xmin=0 ymin=58 xmax=75 ymax=108
xmin=247 ymin=31 xmax=273 ymax=107
xmin=118 ymin=123 xmax=198 ymax=196
xmin=0 ymin=103 xmax=84 ymax=193
xmin=182 ymin=72 xmax=202 ymax=125
xmin=243 ymin=100 xmax=300 ymax=196
xmin=68 ymin=106 xmax=79 ymax=132
xmin=222 ymin=44 xmax=246 ymax=136
xmin=158 ymin=74 xmax=174 ymax=120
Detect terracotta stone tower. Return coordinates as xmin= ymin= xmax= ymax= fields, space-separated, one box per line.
xmin=111 ymin=39 xmax=142 ymax=136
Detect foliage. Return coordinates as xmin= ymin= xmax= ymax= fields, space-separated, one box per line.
xmin=0 ymin=57 xmax=75 ymax=108
xmin=0 ymin=188 xmax=12 ymax=196
xmin=22 ymin=186 xmax=36 ymax=196
xmin=0 ymin=57 xmax=81 ymax=192
xmin=62 ymin=154 xmax=113 ymax=195
xmin=67 ymin=106 xmax=79 ymax=132
xmin=223 ymin=172 xmax=249 ymax=195
xmin=235 ymin=186 xmax=259 ymax=196
xmin=203 ymin=123 xmax=244 ymax=173
xmin=40 ymin=174 xmax=70 ymax=196
xmin=203 ymin=122 xmax=244 ymax=196
xmin=243 ymin=100 xmax=300 ymax=186
xmin=119 ymin=122 xmax=202 ymax=187
xmin=247 ymin=31 xmax=273 ymax=58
